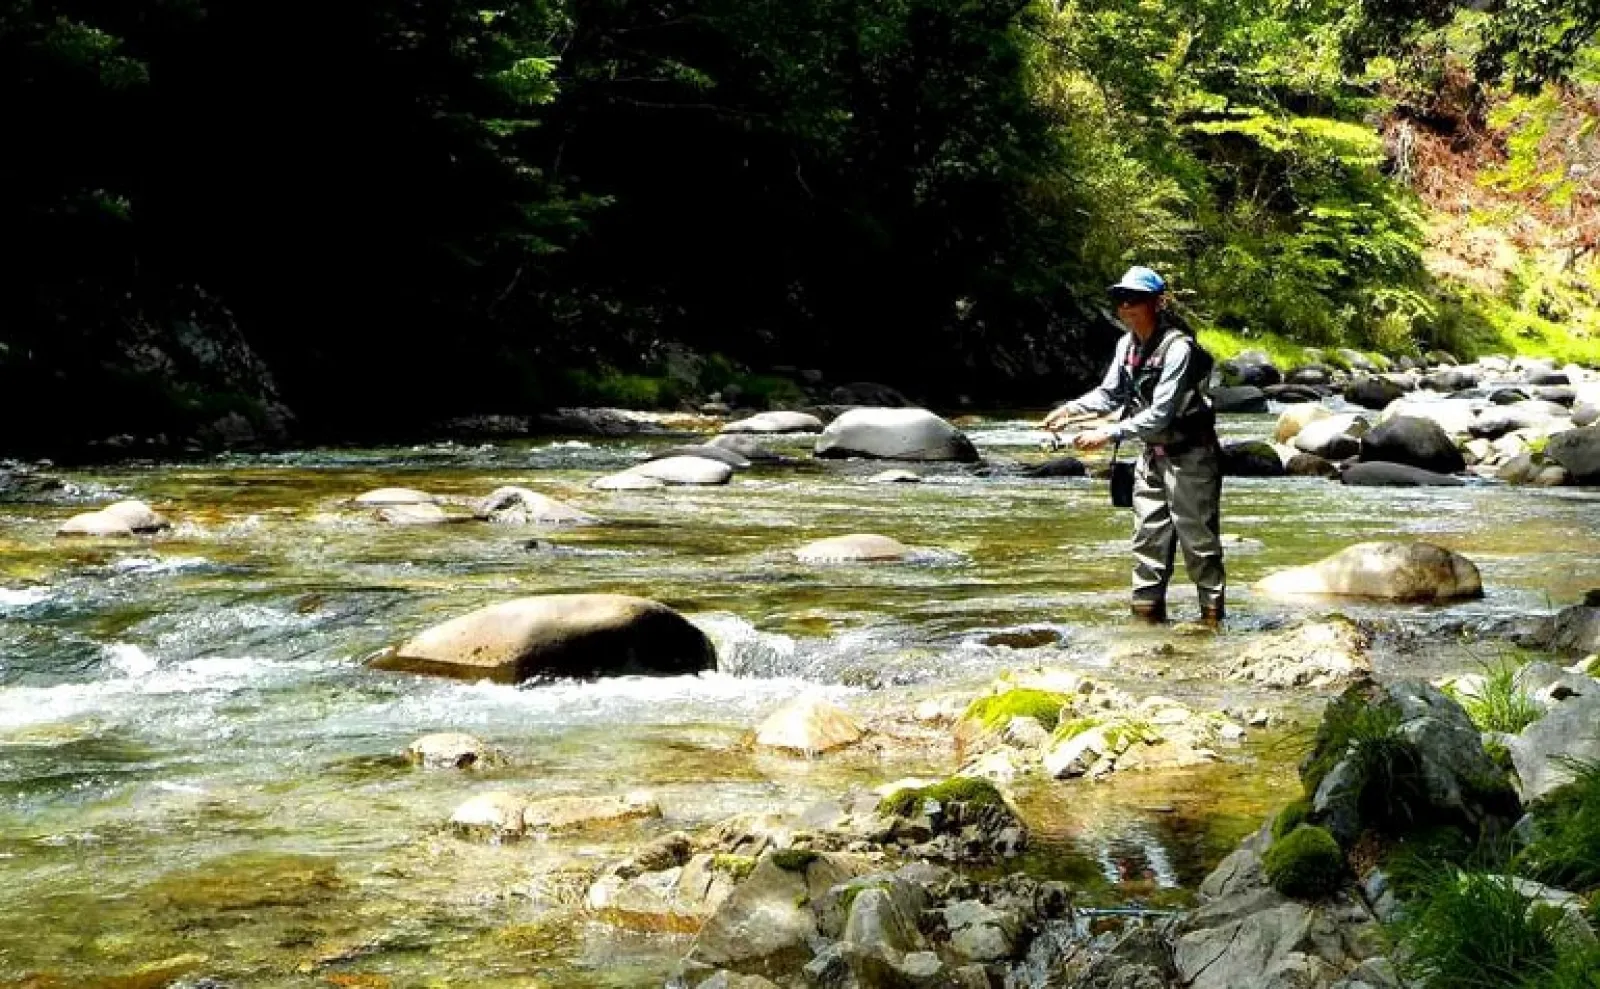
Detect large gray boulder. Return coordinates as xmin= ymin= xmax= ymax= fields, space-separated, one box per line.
xmin=682 ymin=851 xmax=870 ymax=980
xmin=370 ymin=594 xmax=716 ymax=682
xmin=1257 ymin=542 xmax=1482 ymax=602
xmin=1360 ymin=416 xmax=1466 ymax=474
xmin=1549 ymin=604 xmax=1600 ymax=658
xmin=1509 ymin=693 xmax=1600 ymax=803
xmin=1378 ymin=399 xmax=1478 ymax=438
xmin=1173 ymin=828 xmax=1385 ymax=989
xmin=814 ymin=408 xmax=978 ymax=462
xmin=1308 ymin=682 xmax=1517 ymax=846
xmin=1546 ymin=425 xmax=1600 ymax=483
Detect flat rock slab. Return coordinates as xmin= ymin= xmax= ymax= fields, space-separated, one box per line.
xmin=57 ymin=499 xmax=169 ymax=537
xmin=1341 ymin=462 xmax=1464 ymax=487
xmin=625 ymin=456 xmax=734 ymax=485
xmin=370 ymin=594 xmax=717 ymax=682
xmin=523 ymin=792 xmax=662 ymax=832
xmin=755 ymin=696 xmax=864 ymax=756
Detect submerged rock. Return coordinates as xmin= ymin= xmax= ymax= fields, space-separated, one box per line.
xmin=755 ymin=696 xmax=864 ymax=756
xmin=794 ymin=534 xmax=910 ymax=563
xmin=814 ymin=408 xmax=979 ymax=462
xmin=474 ymin=486 xmax=598 ymax=525
xmin=721 ymin=411 xmax=824 ymax=434
xmin=58 ymin=499 xmax=170 ymax=537
xmin=1341 ymin=461 xmax=1464 ymax=487
xmin=353 ymin=487 xmax=436 ymax=506
xmin=406 ymin=732 xmax=489 ymax=769
xmin=523 ymin=791 xmax=661 ymax=832
xmin=1257 ymin=541 xmax=1482 ymax=602
xmin=591 ymin=472 xmax=667 ymax=491
xmin=370 ymin=594 xmax=716 ymax=683
xmin=375 ymin=502 xmax=450 ymax=525
xmin=626 ymin=456 xmax=734 ymax=485
xmin=646 ymin=445 xmax=752 ymax=469
xmin=1226 ymin=618 xmax=1372 ymax=689
xmin=450 ymin=791 xmax=529 ymax=839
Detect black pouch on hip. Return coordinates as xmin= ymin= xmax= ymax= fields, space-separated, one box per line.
xmin=1109 ymin=441 xmax=1134 ymax=508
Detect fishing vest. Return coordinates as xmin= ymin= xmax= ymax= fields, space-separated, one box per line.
xmin=1120 ymin=322 xmax=1217 ymax=452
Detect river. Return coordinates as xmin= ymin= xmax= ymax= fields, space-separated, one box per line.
xmin=1 ymin=413 xmax=1596 ymax=987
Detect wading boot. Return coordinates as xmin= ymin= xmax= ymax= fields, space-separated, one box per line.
xmin=1131 ymin=601 xmax=1167 ymax=624
xmin=1199 ymin=602 xmax=1224 ymax=631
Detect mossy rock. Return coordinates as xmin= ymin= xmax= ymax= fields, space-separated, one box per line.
xmin=712 ymin=854 xmax=758 ymax=881
xmin=769 ymin=848 xmax=819 ymax=872
xmin=1263 ymin=825 xmax=1345 ymax=899
xmin=963 ymin=688 xmax=1069 ymax=733
xmin=1272 ymin=797 xmax=1313 ymax=840
xmin=878 ymin=776 xmax=1007 ymax=818
xmin=1052 ymin=715 xmax=1105 ymax=743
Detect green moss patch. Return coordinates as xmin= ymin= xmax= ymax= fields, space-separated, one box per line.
xmin=964 ymin=688 xmax=1069 ymax=733
xmin=1272 ymin=797 xmax=1313 ymax=840
xmin=769 ymin=848 xmax=819 ymax=872
xmin=711 ymin=854 xmax=757 ymax=881
xmin=1263 ymin=825 xmax=1345 ymax=899
xmin=878 ymin=776 xmax=1008 ymax=818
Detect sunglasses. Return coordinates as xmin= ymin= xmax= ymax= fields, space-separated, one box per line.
xmin=1111 ymin=293 xmax=1156 ymax=308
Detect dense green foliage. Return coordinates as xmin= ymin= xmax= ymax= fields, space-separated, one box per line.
xmin=5 ymin=0 xmax=1600 ymax=450
xmin=1517 ymin=760 xmax=1600 ymax=895
xmin=1302 ymin=689 xmax=1429 ymax=838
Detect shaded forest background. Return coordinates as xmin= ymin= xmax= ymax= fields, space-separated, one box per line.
xmin=6 ymin=0 xmax=1600 ymax=453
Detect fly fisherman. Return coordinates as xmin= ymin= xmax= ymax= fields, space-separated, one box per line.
xmin=1041 ymin=266 xmax=1225 ymax=627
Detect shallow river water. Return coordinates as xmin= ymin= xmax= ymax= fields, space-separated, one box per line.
xmin=1 ymin=413 xmax=1597 ymax=987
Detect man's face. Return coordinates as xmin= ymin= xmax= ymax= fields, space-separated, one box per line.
xmin=1112 ymin=292 xmax=1160 ymax=333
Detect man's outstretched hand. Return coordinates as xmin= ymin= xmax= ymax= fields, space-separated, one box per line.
xmin=1040 ymin=405 xmax=1080 ymax=432
xmin=1071 ymin=427 xmax=1113 ymax=451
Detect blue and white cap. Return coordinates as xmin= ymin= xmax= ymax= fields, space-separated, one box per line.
xmin=1107 ymin=265 xmax=1166 ymax=296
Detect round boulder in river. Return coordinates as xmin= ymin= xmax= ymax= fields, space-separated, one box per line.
xmin=795 ymin=534 xmax=910 ymax=563
xmin=370 ymin=594 xmax=717 ymax=682
xmin=623 ymin=456 xmax=733 ymax=486
xmin=475 ymin=486 xmax=598 ymax=525
xmin=57 ymin=499 xmax=170 ymax=537
xmin=814 ymin=408 xmax=979 ymax=462
xmin=1546 ymin=425 xmax=1600 ymax=483
xmin=1359 ymin=415 xmax=1466 ymax=474
xmin=406 ymin=732 xmax=490 ymax=769
xmin=1273 ymin=404 xmax=1330 ymax=444
xmin=1209 ymin=386 xmax=1268 ymax=414
xmin=1256 ymin=541 xmax=1482 ymax=602
xmin=721 ymin=411 xmax=824 ymax=434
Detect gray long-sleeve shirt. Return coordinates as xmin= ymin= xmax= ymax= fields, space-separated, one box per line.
xmin=1065 ymin=332 xmax=1199 ymax=444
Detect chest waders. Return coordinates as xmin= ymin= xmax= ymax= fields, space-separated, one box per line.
xmin=1121 ymin=328 xmax=1226 ymax=625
